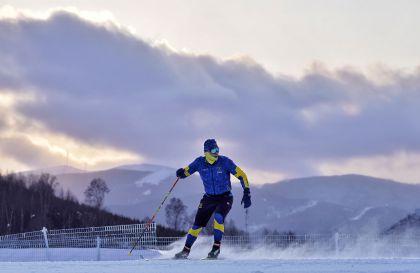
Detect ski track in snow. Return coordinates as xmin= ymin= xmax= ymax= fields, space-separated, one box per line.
xmin=2 ymin=259 xmax=420 ymax=273
xmin=351 ymin=207 xmax=373 ymax=221
xmin=270 ymin=200 xmax=319 ymax=219
xmin=287 ymin=200 xmax=318 ymax=215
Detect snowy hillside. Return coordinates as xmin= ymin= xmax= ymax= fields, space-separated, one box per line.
xmin=262 ymin=175 xmax=420 ymax=210
xmin=253 ymin=175 xmax=420 ymax=233
xmin=24 ymin=166 xmax=420 ymax=234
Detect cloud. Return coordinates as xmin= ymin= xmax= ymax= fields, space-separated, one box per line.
xmin=1 ymin=8 xmax=420 ymax=183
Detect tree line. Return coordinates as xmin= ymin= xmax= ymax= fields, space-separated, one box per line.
xmin=0 ymin=172 xmax=197 ymax=237
xmin=0 ymin=172 xmax=141 ymax=235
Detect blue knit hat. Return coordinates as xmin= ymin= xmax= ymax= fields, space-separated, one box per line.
xmin=204 ymin=139 xmax=218 ymax=152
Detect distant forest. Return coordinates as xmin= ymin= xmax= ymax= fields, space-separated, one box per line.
xmin=0 ymin=172 xmax=183 ymax=237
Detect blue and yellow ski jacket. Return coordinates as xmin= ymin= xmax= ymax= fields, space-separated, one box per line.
xmin=180 ymin=155 xmax=250 ymax=195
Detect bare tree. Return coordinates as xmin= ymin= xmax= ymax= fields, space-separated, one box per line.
xmin=84 ymin=178 xmax=110 ymax=209
xmin=165 ymin=197 xmax=188 ymax=231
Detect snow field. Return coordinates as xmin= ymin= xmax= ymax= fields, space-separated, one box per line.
xmin=3 ymin=237 xmax=420 ymax=272
xmin=1 ymin=259 xmax=420 ymax=273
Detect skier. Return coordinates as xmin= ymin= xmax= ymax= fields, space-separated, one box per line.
xmin=174 ymin=139 xmax=251 ymax=259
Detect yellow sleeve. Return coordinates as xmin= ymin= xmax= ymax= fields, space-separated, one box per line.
xmin=234 ymin=166 xmax=249 ymax=189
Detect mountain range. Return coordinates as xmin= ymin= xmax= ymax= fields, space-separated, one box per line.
xmin=23 ymin=164 xmax=420 ymax=234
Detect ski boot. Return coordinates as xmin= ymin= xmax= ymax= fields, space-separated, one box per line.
xmin=174 ymin=246 xmax=190 ymax=259
xmin=206 ymin=243 xmax=220 ymax=259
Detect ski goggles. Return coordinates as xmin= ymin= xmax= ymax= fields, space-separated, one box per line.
xmin=210 ymin=147 xmax=219 ymax=154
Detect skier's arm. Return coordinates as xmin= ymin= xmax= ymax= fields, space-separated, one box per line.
xmin=225 ymin=158 xmax=251 ymax=208
xmin=233 ymin=166 xmax=250 ymax=190
xmin=225 ymin=158 xmax=250 ymax=190
xmin=176 ymin=158 xmax=199 ymax=179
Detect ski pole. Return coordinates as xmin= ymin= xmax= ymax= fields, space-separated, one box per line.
xmin=128 ymin=177 xmax=180 ymax=256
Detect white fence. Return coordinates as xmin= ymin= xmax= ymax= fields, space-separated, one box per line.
xmin=0 ymin=223 xmax=157 ymax=262
xmin=2 ymin=225 xmax=420 ymax=262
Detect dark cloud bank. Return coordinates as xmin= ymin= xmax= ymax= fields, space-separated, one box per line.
xmin=1 ymin=10 xmax=419 ymax=179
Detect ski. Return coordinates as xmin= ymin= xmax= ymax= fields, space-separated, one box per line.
xmin=171 ymin=256 xmax=190 ymax=260
xmin=156 ymin=257 xmax=223 ymax=260
xmin=201 ymin=257 xmax=222 ymax=260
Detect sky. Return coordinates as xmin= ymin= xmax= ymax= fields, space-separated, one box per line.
xmin=0 ymin=1 xmax=420 ymax=184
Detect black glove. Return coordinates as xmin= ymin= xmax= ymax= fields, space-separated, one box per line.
xmin=241 ymin=188 xmax=251 ymax=208
xmin=176 ymin=168 xmax=187 ymax=178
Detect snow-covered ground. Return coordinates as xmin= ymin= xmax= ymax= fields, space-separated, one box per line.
xmin=1 ymin=259 xmax=420 ymax=273
xmin=2 ymin=237 xmax=420 ymax=272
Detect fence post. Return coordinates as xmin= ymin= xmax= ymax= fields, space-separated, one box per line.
xmin=42 ymin=227 xmax=50 ymax=261
xmin=152 ymin=223 xmax=157 ymax=250
xmin=96 ymin=236 xmax=101 ymax=261
xmin=334 ymin=232 xmax=339 ymax=256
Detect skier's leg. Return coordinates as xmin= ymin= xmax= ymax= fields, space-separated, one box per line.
xmin=208 ymin=195 xmax=232 ymax=258
xmin=207 ymin=212 xmax=224 ymax=258
xmin=213 ymin=212 xmax=225 ymax=243
xmin=175 ymin=195 xmax=215 ymax=258
xmin=174 ymin=224 xmax=203 ymax=258
xmin=213 ymin=195 xmax=233 ymax=243
xmin=188 ymin=195 xmax=215 ymax=246
xmin=185 ymin=225 xmax=203 ymax=248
